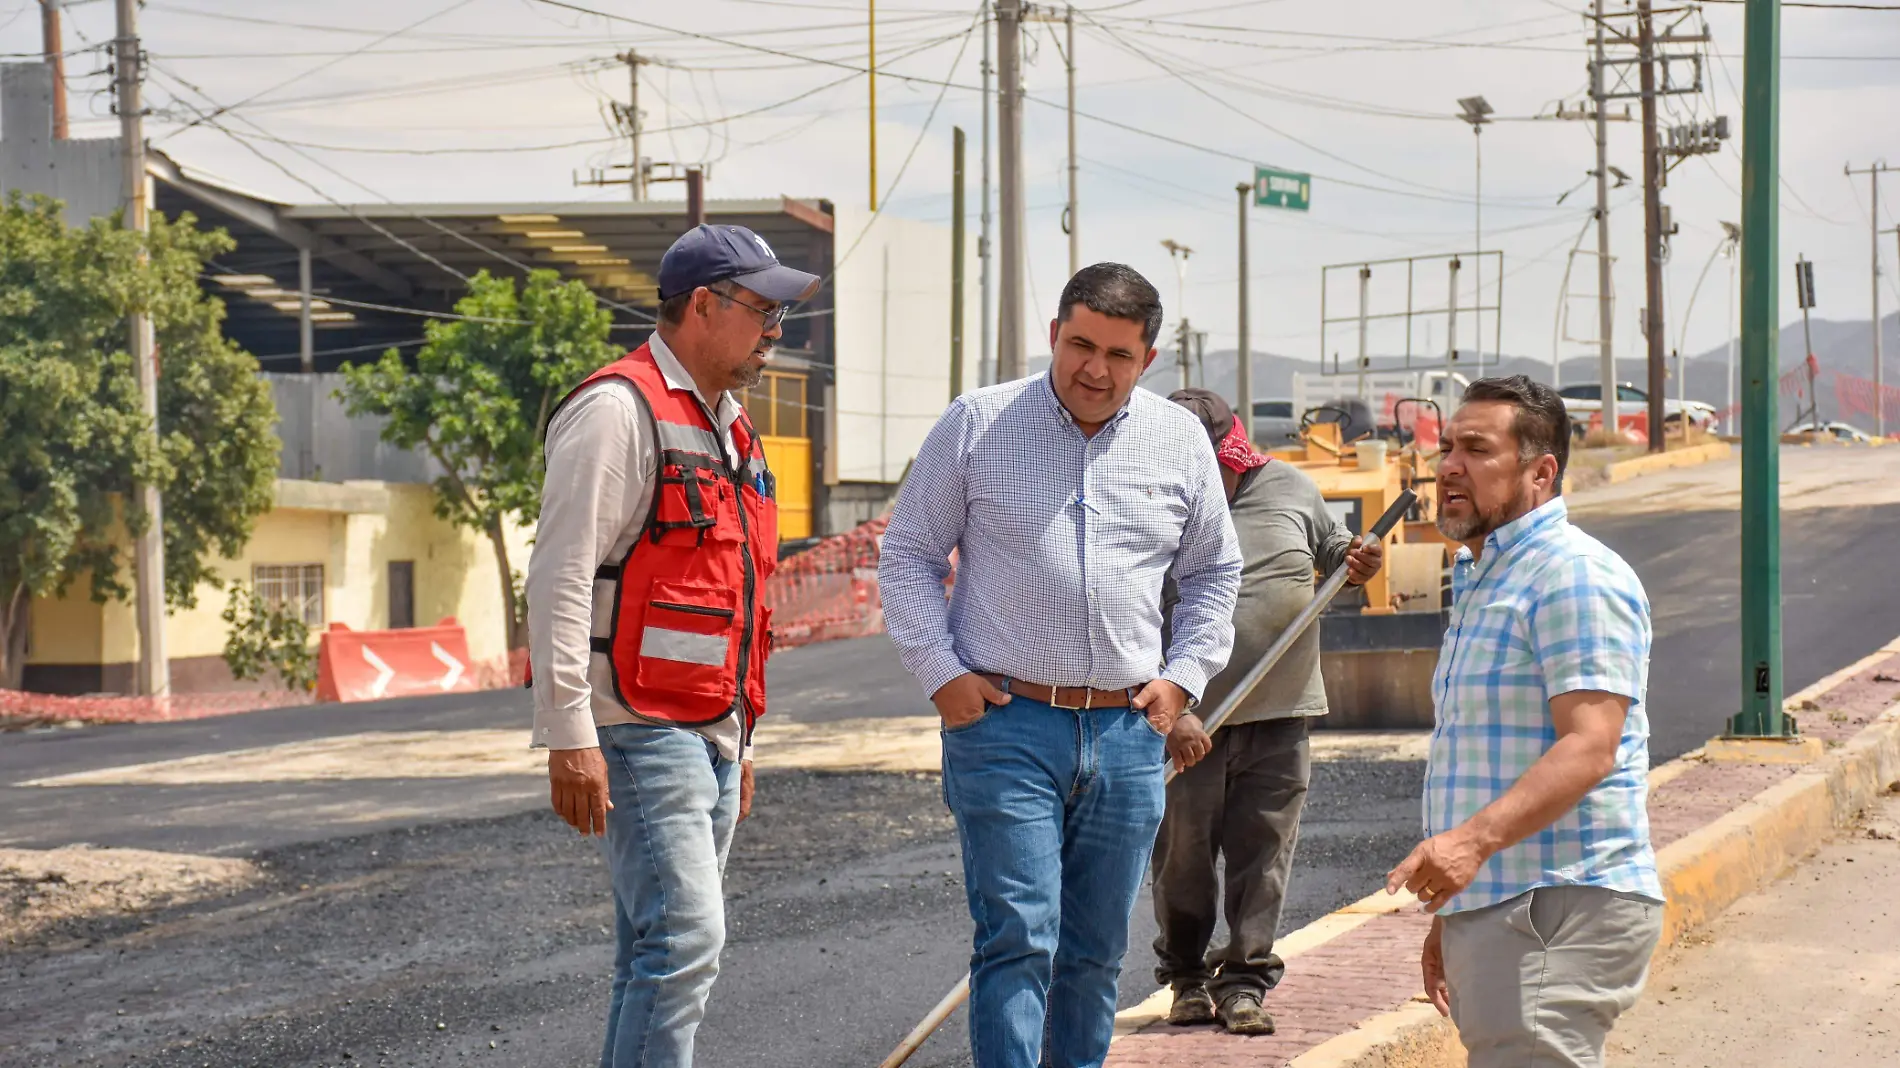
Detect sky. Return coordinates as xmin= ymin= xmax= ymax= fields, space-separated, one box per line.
xmin=8 ymin=0 xmax=1900 ymax=379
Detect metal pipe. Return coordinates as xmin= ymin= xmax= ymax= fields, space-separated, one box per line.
xmin=951 ymin=126 xmax=966 ymax=403
xmin=875 ymin=490 xmax=1418 ymax=1067
xmin=1236 ymin=182 xmax=1252 ymax=441
xmin=1357 ymin=266 xmax=1371 ymax=409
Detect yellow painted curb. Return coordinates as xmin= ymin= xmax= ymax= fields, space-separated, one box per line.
xmin=1288 ymin=1001 xmax=1464 ymax=1068
xmin=1604 ymin=440 xmax=1732 ymax=484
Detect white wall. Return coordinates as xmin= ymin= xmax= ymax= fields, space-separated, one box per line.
xmin=829 ymin=206 xmax=982 ymax=483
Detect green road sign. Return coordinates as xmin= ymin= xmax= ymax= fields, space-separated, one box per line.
xmin=1253 ymin=166 xmax=1311 ymax=211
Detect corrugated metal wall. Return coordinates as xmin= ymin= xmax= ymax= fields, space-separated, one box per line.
xmin=266 ymin=373 xmax=440 ymax=484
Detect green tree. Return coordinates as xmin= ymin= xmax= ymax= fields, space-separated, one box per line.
xmin=338 ymin=269 xmax=613 ymax=650
xmin=221 ymin=581 xmax=317 ymax=692
xmin=0 ymin=195 xmax=279 ymax=690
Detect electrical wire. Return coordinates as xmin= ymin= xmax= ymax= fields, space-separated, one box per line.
xmin=156 ymin=0 xmax=478 ymax=142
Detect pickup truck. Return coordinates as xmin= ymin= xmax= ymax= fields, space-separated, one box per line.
xmin=1557 ymin=382 xmax=1718 ymax=433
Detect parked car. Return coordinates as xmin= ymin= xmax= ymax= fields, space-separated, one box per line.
xmin=1809 ymin=421 xmax=1875 ymax=444
xmin=1250 ymin=398 xmax=1302 ymax=445
xmin=1557 ymin=382 xmax=1719 ymax=433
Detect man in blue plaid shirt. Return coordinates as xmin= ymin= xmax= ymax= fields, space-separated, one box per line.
xmin=1386 ymin=375 xmax=1663 ymax=1068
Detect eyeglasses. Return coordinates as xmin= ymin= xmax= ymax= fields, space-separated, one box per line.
xmin=709 ymin=283 xmax=787 ymax=330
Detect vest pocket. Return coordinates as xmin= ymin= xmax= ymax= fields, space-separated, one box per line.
xmin=634 ymin=580 xmax=740 ymax=704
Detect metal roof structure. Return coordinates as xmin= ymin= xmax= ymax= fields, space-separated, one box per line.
xmin=150 ymin=152 xmax=837 ymax=370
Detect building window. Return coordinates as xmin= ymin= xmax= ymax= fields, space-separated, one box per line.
xmin=254 ymin=564 xmax=325 ymax=626
xmin=740 ymin=369 xmax=808 ymax=438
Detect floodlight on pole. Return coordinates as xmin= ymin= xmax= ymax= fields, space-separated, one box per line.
xmin=1457 ymin=95 xmax=1492 ymax=370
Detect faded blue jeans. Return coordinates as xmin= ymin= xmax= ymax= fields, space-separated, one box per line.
xmin=941 ymin=698 xmax=1170 ymax=1068
xmin=596 ymin=722 xmax=740 ymax=1068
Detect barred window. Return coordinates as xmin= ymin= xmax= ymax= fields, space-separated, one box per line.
xmin=253 ymin=564 xmax=325 ymax=626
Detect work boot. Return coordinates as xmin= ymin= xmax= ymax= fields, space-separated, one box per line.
xmin=1217 ymin=991 xmax=1276 ymax=1036
xmin=1166 ymin=984 xmax=1216 ymax=1026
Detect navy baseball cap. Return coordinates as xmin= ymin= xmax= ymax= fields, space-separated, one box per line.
xmin=657 ymin=224 xmax=821 ymax=303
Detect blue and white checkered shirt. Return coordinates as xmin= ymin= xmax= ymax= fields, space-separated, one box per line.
xmin=879 ymin=374 xmax=1242 ymax=702
xmin=1425 ymin=496 xmax=1664 ymax=915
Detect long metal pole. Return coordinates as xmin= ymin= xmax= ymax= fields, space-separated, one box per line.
xmin=1357 ymin=266 xmax=1372 ymax=407
xmin=1638 ymin=0 xmax=1667 ymax=453
xmin=1732 ymin=0 xmax=1784 ymax=738
xmin=1473 ymin=127 xmax=1482 ymax=371
xmin=951 ymin=127 xmax=966 ymax=403
xmin=1594 ymin=0 xmax=1619 ymax=433
xmin=118 ymin=0 xmax=168 ymax=697
xmin=869 ymin=0 xmax=878 ymax=210
xmin=1871 ymin=166 xmax=1885 ymax=437
xmin=299 ymin=248 xmax=314 ymax=374
xmin=1236 ymin=183 xmax=1252 ymax=440
xmin=979 ymin=12 xmax=993 ymax=386
xmin=877 ymin=492 xmax=1417 ymax=1068
xmin=1065 ymin=5 xmax=1078 ymax=277
xmin=1726 ymin=239 xmax=1738 ymax=433
xmin=996 ymin=0 xmax=1025 ymax=380
xmin=1445 ymin=256 xmax=1460 ymax=405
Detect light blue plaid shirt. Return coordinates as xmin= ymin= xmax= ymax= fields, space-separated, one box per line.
xmin=879 ymin=373 xmax=1242 ymax=702
xmin=1425 ymin=496 xmax=1664 ymax=914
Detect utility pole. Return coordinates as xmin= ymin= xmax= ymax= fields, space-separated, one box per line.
xmin=1592 ymin=0 xmax=1620 ymax=433
xmin=1845 ymin=161 xmax=1888 ymax=437
xmin=869 ymin=0 xmax=878 ymax=210
xmin=1458 ymin=96 xmax=1492 ymax=371
xmin=623 ymin=51 xmax=644 ymax=200
xmin=1794 ymin=255 xmax=1818 ymax=432
xmin=1065 ymin=5 xmax=1077 ymax=276
xmin=979 ymin=12 xmax=993 ymax=385
xmin=1733 ymin=0 xmax=1785 ymax=739
xmin=1637 ymin=0 xmax=1667 ymax=453
xmin=951 ymin=126 xmax=966 ymax=403
xmin=578 ymin=52 xmax=716 ymax=201
xmin=1162 ymin=239 xmax=1193 ymax=388
xmin=1175 ymin=318 xmax=1193 ymax=391
xmin=996 ymin=0 xmax=1025 ymax=381
xmin=40 ymin=0 xmax=67 ymax=139
xmin=1724 ymin=222 xmax=1740 ymax=434
xmin=1236 ymin=182 xmax=1252 ymax=440
xmin=686 ymin=168 xmax=706 ymax=228
xmin=116 ymin=0 xmax=168 ymax=697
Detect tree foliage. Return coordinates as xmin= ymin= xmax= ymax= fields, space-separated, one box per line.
xmin=221 ymin=581 xmax=317 ymax=692
xmin=338 ymin=269 xmax=613 ymax=649
xmin=0 ymin=195 xmax=279 ymax=689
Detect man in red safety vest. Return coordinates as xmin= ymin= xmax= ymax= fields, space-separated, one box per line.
xmin=526 ymin=223 xmax=818 ymax=1068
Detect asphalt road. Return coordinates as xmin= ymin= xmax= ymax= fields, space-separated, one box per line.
xmin=4 ymin=449 xmax=1897 ymax=1068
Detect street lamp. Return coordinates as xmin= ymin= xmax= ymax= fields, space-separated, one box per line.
xmin=1161 ymin=238 xmax=1194 ymax=388
xmin=1458 ymin=95 xmax=1492 ymax=370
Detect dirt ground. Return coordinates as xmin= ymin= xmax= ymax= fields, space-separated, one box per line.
xmin=0 ymin=845 xmax=258 ymax=945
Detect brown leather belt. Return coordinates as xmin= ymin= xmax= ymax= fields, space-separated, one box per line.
xmin=980 ymin=674 xmax=1135 ymax=710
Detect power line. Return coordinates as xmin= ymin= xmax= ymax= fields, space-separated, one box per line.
xmin=156 ymin=0 xmax=478 ymax=142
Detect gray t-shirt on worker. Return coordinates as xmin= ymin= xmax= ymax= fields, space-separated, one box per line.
xmin=1166 ymin=460 xmax=1352 ymax=725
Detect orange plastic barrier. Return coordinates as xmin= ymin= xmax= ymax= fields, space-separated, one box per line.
xmin=317 ymin=617 xmax=481 ymax=703
xmin=1587 ymin=410 xmax=1650 ymax=447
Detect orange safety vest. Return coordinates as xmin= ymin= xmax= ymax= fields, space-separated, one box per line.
xmin=548 ymin=343 xmax=778 ymax=739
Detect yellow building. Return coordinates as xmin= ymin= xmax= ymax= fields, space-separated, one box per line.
xmin=23 ymin=480 xmax=532 ymax=695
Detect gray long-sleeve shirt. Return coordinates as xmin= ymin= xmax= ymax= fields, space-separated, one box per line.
xmin=1168 ymin=460 xmax=1352 ymax=725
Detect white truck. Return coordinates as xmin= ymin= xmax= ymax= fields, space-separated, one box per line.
xmin=1555 ymin=382 xmax=1719 ymax=435
xmin=1289 ymin=369 xmax=1472 ymax=441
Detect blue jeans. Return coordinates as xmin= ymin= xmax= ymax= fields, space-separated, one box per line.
xmin=596 ymin=723 xmax=740 ymax=1068
xmin=940 ymin=698 xmax=1170 ymax=1068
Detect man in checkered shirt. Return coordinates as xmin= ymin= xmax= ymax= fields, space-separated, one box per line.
xmin=1386 ymin=375 xmax=1663 ymax=1068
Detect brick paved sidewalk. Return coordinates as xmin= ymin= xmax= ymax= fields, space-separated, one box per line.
xmin=1106 ymin=651 xmax=1900 ymax=1067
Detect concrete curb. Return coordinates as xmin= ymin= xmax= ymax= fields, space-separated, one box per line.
xmin=1170 ymin=635 xmax=1900 ymax=1068
xmin=1604 ymin=440 xmax=1731 ymax=484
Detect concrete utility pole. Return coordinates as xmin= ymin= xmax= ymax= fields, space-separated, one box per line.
xmin=1236 ymin=182 xmax=1252 ymax=440
xmin=299 ymin=248 xmax=314 ymax=374
xmin=40 ymin=0 xmax=67 ymax=139
xmin=1162 ymin=239 xmax=1193 ymax=388
xmin=951 ymin=126 xmax=966 ymax=403
xmin=1734 ymin=0 xmax=1785 ymax=738
xmin=1592 ymin=0 xmax=1619 ymax=432
xmin=869 ymin=0 xmax=878 ymax=210
xmin=622 ymin=51 xmax=645 ymax=200
xmin=686 ymin=168 xmax=706 ymax=228
xmin=116 ymin=0 xmax=168 ymax=696
xmin=979 ymin=13 xmax=993 ymax=385
xmin=1065 ymin=5 xmax=1077 ymax=276
xmin=1845 ymin=161 xmax=1888 ymax=437
xmin=1637 ymin=0 xmax=1668 ymax=452
xmin=996 ymin=0 xmax=1026 ymax=381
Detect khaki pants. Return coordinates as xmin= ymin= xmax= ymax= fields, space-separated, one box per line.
xmin=1441 ymin=885 xmax=1663 ymax=1068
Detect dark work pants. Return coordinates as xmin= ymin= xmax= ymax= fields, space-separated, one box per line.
xmin=1150 ymin=716 xmax=1311 ymax=1003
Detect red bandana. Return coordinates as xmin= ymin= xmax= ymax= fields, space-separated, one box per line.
xmin=1215 ymin=414 xmax=1272 ymax=474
